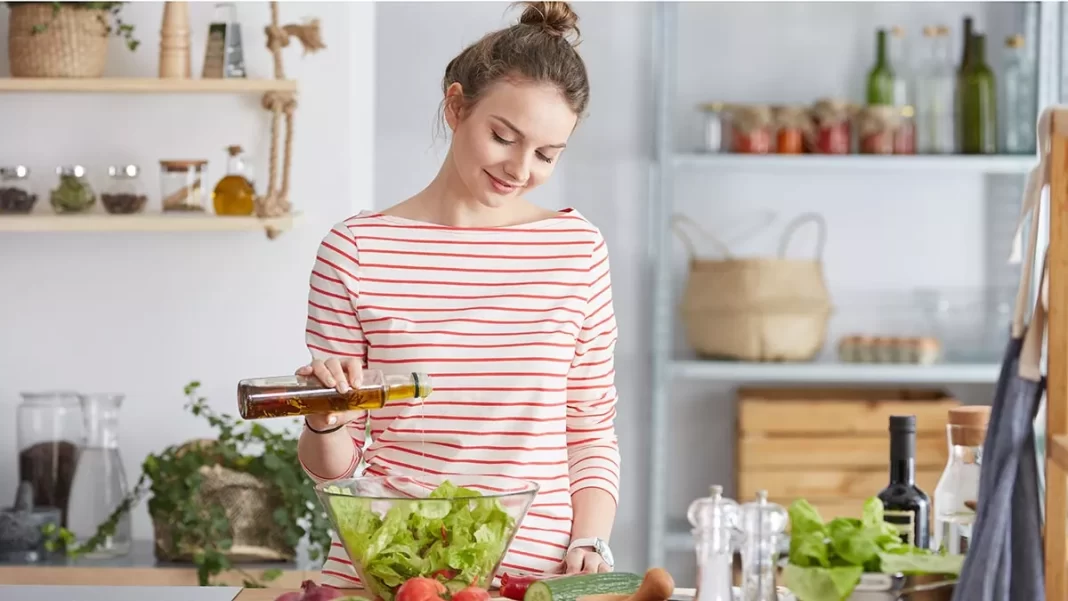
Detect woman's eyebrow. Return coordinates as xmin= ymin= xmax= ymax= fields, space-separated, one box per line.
xmin=491 ymin=115 xmax=568 ymax=149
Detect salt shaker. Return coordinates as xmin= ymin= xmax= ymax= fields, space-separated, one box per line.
xmin=738 ymin=491 xmax=788 ymax=601
xmin=687 ymin=485 xmax=740 ymax=601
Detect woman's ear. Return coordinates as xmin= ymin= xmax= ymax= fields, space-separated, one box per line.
xmin=444 ymin=82 xmax=465 ymax=131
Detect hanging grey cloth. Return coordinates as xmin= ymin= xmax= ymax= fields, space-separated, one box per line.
xmin=950 ymin=110 xmax=1050 ymax=601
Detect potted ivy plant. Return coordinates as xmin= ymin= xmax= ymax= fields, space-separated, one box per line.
xmin=6 ymin=1 xmax=140 ymax=78
xmin=45 ymin=381 xmax=334 ymax=587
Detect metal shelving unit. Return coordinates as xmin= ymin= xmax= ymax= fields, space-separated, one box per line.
xmin=645 ymin=1 xmax=1063 ymax=570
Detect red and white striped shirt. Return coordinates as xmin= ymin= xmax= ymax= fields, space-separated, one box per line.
xmin=300 ymin=209 xmax=621 ymax=588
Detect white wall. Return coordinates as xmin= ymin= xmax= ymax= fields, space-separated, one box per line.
xmin=374 ymin=1 xmax=1026 ymax=581
xmin=0 ymin=0 xmax=375 ymax=540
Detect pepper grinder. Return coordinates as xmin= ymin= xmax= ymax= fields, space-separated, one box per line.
xmin=687 ymin=485 xmax=740 ymax=601
xmin=738 ymin=490 xmax=788 ymax=601
xmin=159 ymin=1 xmax=192 ymax=78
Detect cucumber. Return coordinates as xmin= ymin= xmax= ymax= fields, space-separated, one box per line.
xmin=523 ymin=572 xmax=644 ymax=601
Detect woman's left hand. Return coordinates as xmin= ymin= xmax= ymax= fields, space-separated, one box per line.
xmin=562 ymin=547 xmax=612 ymax=574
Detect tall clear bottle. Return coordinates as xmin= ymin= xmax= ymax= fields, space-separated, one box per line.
xmin=888 ymin=26 xmax=910 ymax=108
xmin=687 ymin=485 xmax=740 ymax=601
xmin=933 ymin=406 xmax=990 ymax=555
xmin=915 ymin=26 xmax=956 ymax=154
xmin=1000 ymin=34 xmax=1037 ymax=155
xmin=238 ymin=370 xmax=434 ymax=420
xmin=66 ymin=393 xmax=132 ymax=557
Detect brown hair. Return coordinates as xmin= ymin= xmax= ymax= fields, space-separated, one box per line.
xmin=441 ymin=1 xmax=590 ymax=122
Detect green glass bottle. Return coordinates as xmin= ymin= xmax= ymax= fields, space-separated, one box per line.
xmin=959 ymin=34 xmax=997 ymax=154
xmin=867 ymin=29 xmax=895 ymax=105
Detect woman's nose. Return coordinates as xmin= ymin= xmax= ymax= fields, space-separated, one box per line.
xmin=504 ymin=155 xmax=531 ymax=185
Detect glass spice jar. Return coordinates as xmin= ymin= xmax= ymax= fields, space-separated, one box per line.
xmin=50 ymin=165 xmax=96 ymax=214
xmin=857 ymin=106 xmax=901 ymax=155
xmin=102 ymin=165 xmax=148 ymax=215
xmin=729 ymin=105 xmax=772 ymax=154
xmin=894 ymin=105 xmax=917 ymax=155
xmin=0 ymin=165 xmax=38 ymax=214
xmin=772 ymin=106 xmax=810 ymax=154
xmin=809 ymin=98 xmax=854 ymax=154
xmin=159 ymin=159 xmax=208 ymax=212
xmin=698 ymin=102 xmax=727 ymax=153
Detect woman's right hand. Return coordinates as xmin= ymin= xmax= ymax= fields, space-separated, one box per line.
xmin=297 ymin=358 xmax=364 ymax=431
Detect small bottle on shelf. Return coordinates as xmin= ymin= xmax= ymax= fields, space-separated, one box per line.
xmin=958 ymin=33 xmax=998 ymax=154
xmin=102 ymin=165 xmax=148 ymax=215
xmin=867 ymin=28 xmax=896 ymax=106
xmin=212 ymin=145 xmax=256 ymax=216
xmin=878 ymin=415 xmax=932 ymax=549
xmin=1001 ymin=34 xmax=1037 ymax=155
xmin=237 ymin=370 xmax=433 ymax=420
xmin=914 ymin=25 xmax=956 ymax=154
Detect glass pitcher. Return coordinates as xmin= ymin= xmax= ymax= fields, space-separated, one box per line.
xmin=16 ymin=391 xmax=83 ymax=527
xmin=67 ymin=393 xmax=132 ymax=557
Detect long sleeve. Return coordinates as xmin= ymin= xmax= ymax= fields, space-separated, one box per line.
xmin=300 ymin=223 xmax=369 ymax=481
xmin=565 ymin=232 xmax=621 ymax=505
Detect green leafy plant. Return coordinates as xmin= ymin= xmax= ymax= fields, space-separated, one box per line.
xmin=7 ymin=2 xmax=140 ymax=51
xmin=44 ymin=381 xmax=333 ymax=587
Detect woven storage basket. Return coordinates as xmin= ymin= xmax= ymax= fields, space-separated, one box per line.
xmin=152 ymin=440 xmax=295 ymax=563
xmin=674 ymin=213 xmax=833 ymax=362
xmin=8 ymin=3 xmax=109 ymax=78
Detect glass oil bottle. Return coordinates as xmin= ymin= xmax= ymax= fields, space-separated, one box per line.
xmin=212 ymin=145 xmax=256 ymax=216
xmin=738 ymin=490 xmax=788 ymax=601
xmin=687 ymin=484 xmax=740 ymax=601
xmin=237 ymin=370 xmax=433 ymax=420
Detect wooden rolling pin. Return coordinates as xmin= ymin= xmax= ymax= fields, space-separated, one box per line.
xmin=577 ymin=568 xmax=676 ymax=601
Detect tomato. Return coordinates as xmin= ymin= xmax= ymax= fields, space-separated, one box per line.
xmin=431 ymin=570 xmax=456 ymax=581
xmin=499 ymin=574 xmax=539 ymax=601
xmin=451 ymin=586 xmax=492 ymax=601
xmin=396 ymin=578 xmax=448 ymax=601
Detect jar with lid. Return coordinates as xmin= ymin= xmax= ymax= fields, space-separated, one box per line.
xmin=728 ymin=105 xmax=772 ymax=154
xmin=771 ymin=106 xmax=810 ymax=154
xmin=697 ymin=102 xmax=727 ymax=153
xmin=102 ymin=165 xmax=148 ymax=215
xmin=809 ymin=98 xmax=853 ymax=154
xmin=50 ymin=165 xmax=96 ymax=214
xmin=17 ymin=391 xmax=84 ymax=528
xmin=858 ymin=106 xmax=901 ymax=155
xmin=0 ymin=165 xmax=38 ymax=214
xmin=159 ymin=159 xmax=208 ymax=212
xmin=933 ymin=406 xmax=990 ymax=555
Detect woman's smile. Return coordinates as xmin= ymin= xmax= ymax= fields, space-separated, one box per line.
xmin=485 ymin=170 xmax=522 ymax=194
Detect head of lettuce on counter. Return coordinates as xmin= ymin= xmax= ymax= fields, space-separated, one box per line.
xmin=783 ymin=498 xmax=964 ymax=601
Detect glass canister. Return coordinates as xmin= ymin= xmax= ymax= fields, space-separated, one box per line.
xmin=0 ymin=165 xmax=38 ymax=214
xmin=102 ymin=165 xmax=148 ymax=215
xmin=932 ymin=405 xmax=990 ymax=555
xmin=16 ymin=391 xmax=84 ymax=528
xmin=698 ymin=102 xmax=727 ymax=153
xmin=858 ymin=106 xmax=901 ymax=155
xmin=67 ymin=393 xmax=132 ymax=557
xmin=771 ymin=106 xmax=810 ymax=154
xmin=738 ymin=491 xmax=788 ymax=601
xmin=50 ymin=165 xmax=96 ymax=214
xmin=728 ymin=105 xmax=772 ymax=154
xmin=809 ymin=98 xmax=853 ymax=154
xmin=159 ymin=159 xmax=208 ymax=212
xmin=687 ymin=485 xmax=740 ymax=601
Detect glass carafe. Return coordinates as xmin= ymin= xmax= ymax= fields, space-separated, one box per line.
xmin=16 ymin=391 xmax=83 ymax=527
xmin=687 ymin=485 xmax=740 ymax=601
xmin=67 ymin=393 xmax=132 ymax=557
xmin=738 ymin=491 xmax=788 ymax=601
xmin=933 ymin=406 xmax=989 ymax=555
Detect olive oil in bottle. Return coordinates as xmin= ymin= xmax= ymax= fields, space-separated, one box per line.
xmin=212 ymin=145 xmax=256 ymax=216
xmin=878 ymin=415 xmax=932 ymax=549
xmin=237 ymin=370 xmax=433 ymax=420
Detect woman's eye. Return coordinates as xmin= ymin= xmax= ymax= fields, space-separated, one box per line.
xmin=492 ymin=132 xmax=514 ymax=145
xmin=537 ymin=152 xmax=554 ymax=164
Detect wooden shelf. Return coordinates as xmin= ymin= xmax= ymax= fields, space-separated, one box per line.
xmin=672 ymin=359 xmax=1001 ymax=384
xmin=0 ymin=212 xmax=301 ymax=233
xmin=0 ymin=77 xmax=297 ymax=94
xmin=673 ymin=152 xmax=1037 ymax=174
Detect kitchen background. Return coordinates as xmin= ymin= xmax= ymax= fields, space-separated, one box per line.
xmin=0 ymin=0 xmax=1055 ymax=585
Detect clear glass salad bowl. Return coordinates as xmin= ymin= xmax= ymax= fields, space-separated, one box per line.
xmin=315 ymin=474 xmax=540 ymax=601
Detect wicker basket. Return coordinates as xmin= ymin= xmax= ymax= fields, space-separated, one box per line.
xmin=674 ymin=213 xmax=833 ymax=362
xmin=152 ymin=441 xmax=295 ymax=564
xmin=8 ymin=3 xmax=109 ymax=78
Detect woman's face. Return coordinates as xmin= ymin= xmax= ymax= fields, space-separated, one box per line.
xmin=445 ymin=80 xmax=578 ymax=208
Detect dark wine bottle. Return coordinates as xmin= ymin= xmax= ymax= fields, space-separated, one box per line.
xmin=878 ymin=415 xmax=931 ymax=549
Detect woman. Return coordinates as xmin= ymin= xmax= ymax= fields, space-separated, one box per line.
xmin=296 ymin=1 xmax=620 ymax=588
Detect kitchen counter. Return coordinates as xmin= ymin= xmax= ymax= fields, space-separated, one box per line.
xmin=0 ymin=539 xmax=321 ymax=588
xmin=234 ymin=589 xmax=363 ymax=601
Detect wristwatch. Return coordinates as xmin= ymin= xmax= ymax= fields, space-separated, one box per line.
xmin=567 ymin=537 xmax=615 ymax=569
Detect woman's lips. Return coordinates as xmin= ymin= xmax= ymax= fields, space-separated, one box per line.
xmin=485 ymin=170 xmax=520 ymax=194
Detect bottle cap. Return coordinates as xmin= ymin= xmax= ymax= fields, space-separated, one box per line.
xmin=889 ymin=415 xmax=916 ymax=432
xmin=922 ymin=26 xmax=937 ymax=37
xmin=1005 ymin=34 xmax=1025 ymax=48
xmin=948 ymin=405 xmax=990 ymax=428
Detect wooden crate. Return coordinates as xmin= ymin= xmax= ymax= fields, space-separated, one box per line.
xmin=736 ymin=387 xmax=960 ymax=523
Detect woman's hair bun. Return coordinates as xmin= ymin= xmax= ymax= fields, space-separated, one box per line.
xmin=517 ymin=1 xmax=580 ymax=40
